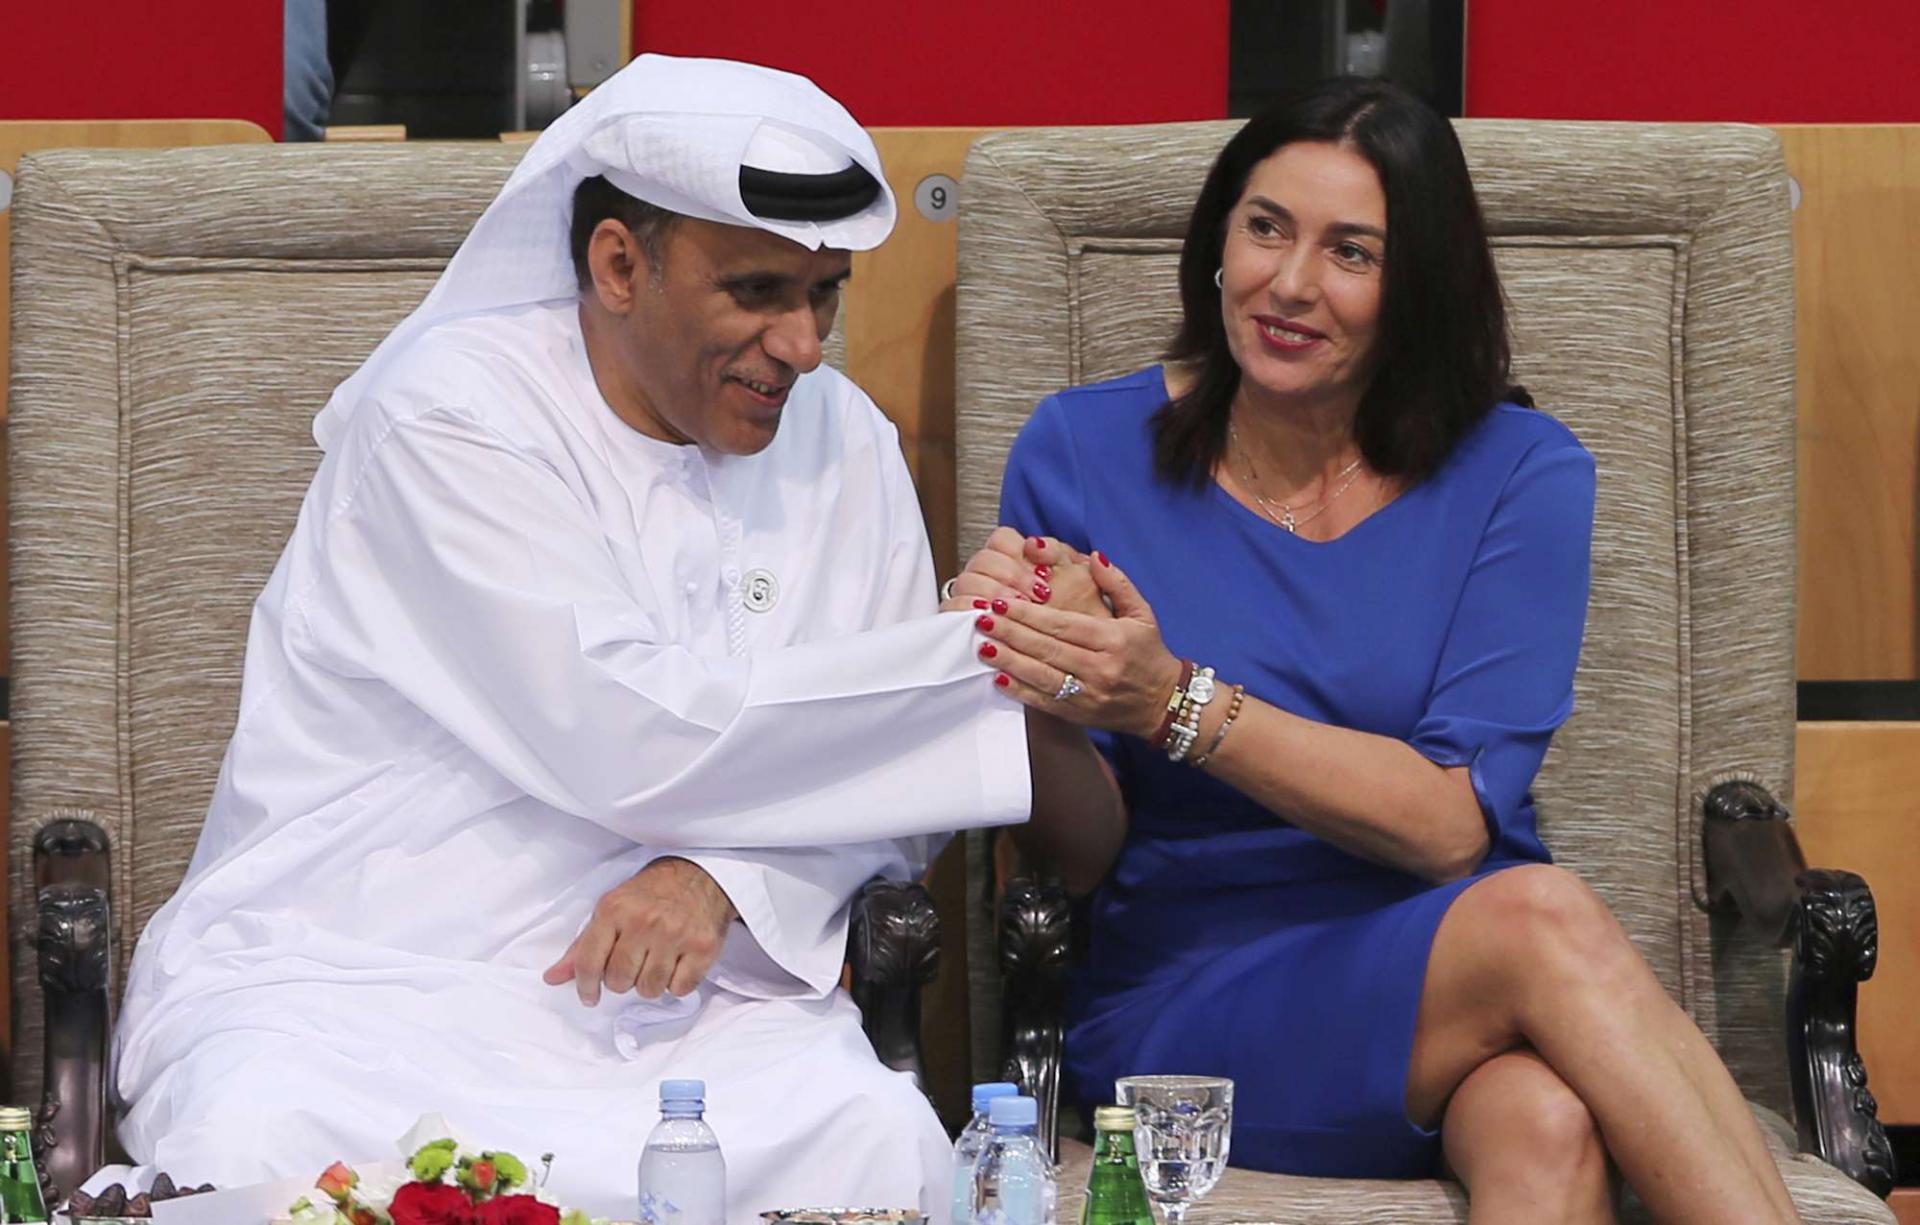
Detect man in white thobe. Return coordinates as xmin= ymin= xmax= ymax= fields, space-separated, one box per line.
xmin=110 ymin=55 xmax=1029 ymax=1222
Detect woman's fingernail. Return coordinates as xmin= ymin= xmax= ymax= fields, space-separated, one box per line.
xmin=1033 ymin=582 xmax=1051 ymax=602
xmin=994 ymin=673 xmax=1012 ymax=688
xmin=979 ymin=642 xmax=999 ymax=659
xmin=1096 ymin=551 xmax=1111 ymax=567
xmin=1034 ymin=564 xmax=1052 ymax=580
xmin=991 ymin=598 xmax=1009 ymax=614
xmin=1029 ymin=536 xmax=1045 ymax=550
xmin=972 ymin=598 xmax=989 ymax=610
xmin=976 ymin=615 xmax=995 ymax=631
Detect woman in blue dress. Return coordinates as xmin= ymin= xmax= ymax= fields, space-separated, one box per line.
xmin=947 ymin=79 xmax=1800 ymax=1223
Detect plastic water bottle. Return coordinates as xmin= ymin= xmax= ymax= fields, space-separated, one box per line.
xmin=950 ymin=1081 xmax=1021 ymax=1223
xmin=970 ymin=1095 xmax=1057 ymax=1225
xmin=637 ymin=1078 xmax=725 ymax=1224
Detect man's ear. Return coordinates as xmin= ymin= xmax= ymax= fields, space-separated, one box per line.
xmin=586 ymin=219 xmax=644 ymax=314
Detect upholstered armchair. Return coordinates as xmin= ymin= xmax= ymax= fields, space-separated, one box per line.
xmin=4 ymin=143 xmax=938 ymax=1205
xmin=953 ymin=120 xmax=1896 ymax=1223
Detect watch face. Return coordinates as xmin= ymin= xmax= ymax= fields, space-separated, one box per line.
xmin=1189 ymin=674 xmax=1217 ymax=704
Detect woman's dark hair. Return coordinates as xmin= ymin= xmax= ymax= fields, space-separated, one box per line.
xmin=1154 ymin=76 xmax=1527 ymax=489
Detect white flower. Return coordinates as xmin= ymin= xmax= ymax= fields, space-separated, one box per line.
xmin=355 ymin=1166 xmax=409 ymax=1206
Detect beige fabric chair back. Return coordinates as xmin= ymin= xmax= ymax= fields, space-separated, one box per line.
xmin=5 ymin=144 xmax=516 ymax=1099
xmin=954 ymin=120 xmax=1798 ymax=1113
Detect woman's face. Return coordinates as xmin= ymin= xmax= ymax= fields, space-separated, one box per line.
xmin=1218 ymin=141 xmax=1387 ymax=409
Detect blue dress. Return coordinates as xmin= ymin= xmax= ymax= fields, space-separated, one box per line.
xmin=997 ymin=367 xmax=1596 ymax=1179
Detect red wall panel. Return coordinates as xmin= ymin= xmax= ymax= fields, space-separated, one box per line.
xmin=1465 ymin=0 xmax=1920 ymax=123
xmin=633 ymin=2 xmax=1230 ymax=126
xmin=0 ymin=2 xmax=282 ymax=137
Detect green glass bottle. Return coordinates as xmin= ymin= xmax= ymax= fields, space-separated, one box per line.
xmin=0 ymin=1106 xmax=49 ymax=1222
xmin=1079 ymin=1105 xmax=1154 ymax=1225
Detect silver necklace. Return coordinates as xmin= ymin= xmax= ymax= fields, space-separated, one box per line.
xmin=1229 ymin=422 xmax=1365 ymax=534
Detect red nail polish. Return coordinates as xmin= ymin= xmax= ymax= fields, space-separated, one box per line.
xmin=1096 ymin=551 xmax=1111 ymax=567
xmin=972 ymin=598 xmax=989 ymax=610
xmin=1029 ymin=536 xmax=1045 ymax=549
xmin=994 ymin=673 xmax=1011 ymax=688
xmin=979 ymin=642 xmax=998 ymax=659
xmin=1033 ymin=582 xmax=1051 ymax=602
xmin=991 ymin=599 xmax=1009 ymax=614
xmin=976 ymin=615 xmax=995 ymax=631
xmin=1034 ymin=564 xmax=1052 ymax=580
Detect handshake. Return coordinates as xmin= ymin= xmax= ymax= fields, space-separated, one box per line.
xmin=942 ymin=529 xmax=1188 ymax=747
xmin=941 ymin=528 xmax=1115 ymax=619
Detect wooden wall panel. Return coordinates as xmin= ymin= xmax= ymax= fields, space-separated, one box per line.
xmin=1779 ymin=126 xmax=1920 ymax=680
xmin=1794 ymin=722 xmax=1920 ymax=1124
xmin=846 ymin=128 xmax=993 ymax=582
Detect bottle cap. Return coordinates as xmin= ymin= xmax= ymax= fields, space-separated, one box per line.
xmin=970 ymin=1082 xmax=1020 ymax=1112
xmin=660 ymin=1078 xmax=706 ymax=1103
xmin=988 ymin=1095 xmax=1038 ymax=1128
xmin=1093 ymin=1105 xmax=1139 ymax=1131
xmin=0 ymin=1106 xmax=31 ymax=1130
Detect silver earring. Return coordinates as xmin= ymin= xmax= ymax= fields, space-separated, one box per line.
xmin=1214 ymin=268 xmax=1224 ymax=289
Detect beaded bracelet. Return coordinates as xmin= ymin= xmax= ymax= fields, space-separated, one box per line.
xmin=1189 ymin=683 xmax=1245 ymax=769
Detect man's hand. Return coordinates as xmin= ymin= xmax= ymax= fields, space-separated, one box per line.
xmin=944 ymin=528 xmax=1113 ymax=620
xmin=543 ymin=857 xmax=738 ymax=1006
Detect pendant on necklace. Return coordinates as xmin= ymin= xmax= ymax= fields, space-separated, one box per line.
xmin=1279 ymin=508 xmax=1297 ymax=533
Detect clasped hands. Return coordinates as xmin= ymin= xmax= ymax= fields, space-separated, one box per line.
xmin=942 ymin=528 xmax=1185 ymax=741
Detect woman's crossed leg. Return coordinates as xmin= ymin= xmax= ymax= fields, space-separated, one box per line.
xmin=1406 ymin=864 xmax=1800 ymax=1225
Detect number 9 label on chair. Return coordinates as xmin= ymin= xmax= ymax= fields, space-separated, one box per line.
xmin=914 ymin=173 xmax=959 ymax=222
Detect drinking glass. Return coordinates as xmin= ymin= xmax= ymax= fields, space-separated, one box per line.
xmin=1114 ymin=1075 xmax=1233 ymax=1224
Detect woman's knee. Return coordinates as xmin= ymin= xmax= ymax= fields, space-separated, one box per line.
xmin=1513 ymin=1070 xmax=1605 ymax=1171
xmin=1446 ymin=1051 xmax=1606 ymax=1182
xmin=1460 ymin=865 xmax=1638 ymax=987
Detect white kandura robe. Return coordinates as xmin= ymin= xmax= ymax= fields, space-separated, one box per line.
xmin=111 ymin=300 xmax=1029 ymax=1222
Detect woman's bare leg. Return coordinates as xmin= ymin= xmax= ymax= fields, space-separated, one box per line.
xmin=1440 ymin=1047 xmax=1616 ymax=1224
xmin=1405 ymin=864 xmax=1799 ymax=1225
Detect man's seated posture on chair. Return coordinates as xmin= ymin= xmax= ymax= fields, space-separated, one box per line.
xmin=111 ymin=55 xmax=1029 ymax=1220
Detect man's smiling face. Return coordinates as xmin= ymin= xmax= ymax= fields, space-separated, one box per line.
xmin=615 ymin=218 xmax=853 ymax=455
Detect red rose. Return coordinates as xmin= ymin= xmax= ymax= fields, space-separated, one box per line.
xmin=473 ymin=1195 xmax=561 ymax=1225
xmin=390 ymin=1181 xmax=477 ymax=1225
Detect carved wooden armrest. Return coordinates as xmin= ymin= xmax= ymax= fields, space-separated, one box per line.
xmin=1703 ymin=779 xmax=1895 ymax=1197
xmin=997 ymin=876 xmax=1072 ymax=1161
xmin=848 ymin=878 xmax=941 ymax=1091
xmin=33 ymin=817 xmax=114 ymax=1207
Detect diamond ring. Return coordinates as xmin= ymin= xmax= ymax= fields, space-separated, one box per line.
xmin=1053 ymin=673 xmax=1084 ymax=702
